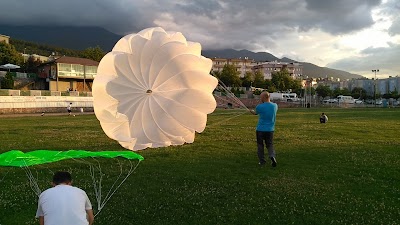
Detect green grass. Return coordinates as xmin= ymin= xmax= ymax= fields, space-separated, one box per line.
xmin=1 ymin=108 xmax=400 ymax=225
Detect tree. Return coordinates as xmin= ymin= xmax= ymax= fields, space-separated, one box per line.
xmin=22 ymin=56 xmax=42 ymax=73
xmin=382 ymin=90 xmax=399 ymax=99
xmin=11 ymin=39 xmax=81 ymax=58
xmin=289 ymin=79 xmax=301 ymax=91
xmin=80 ymin=46 xmax=106 ymax=62
xmin=0 ymin=42 xmax=24 ymax=65
xmin=305 ymin=86 xmax=316 ymax=96
xmin=253 ymin=70 xmax=265 ymax=88
xmin=351 ymin=87 xmax=367 ymax=99
xmin=271 ymin=69 xmax=299 ymax=92
xmin=240 ymin=71 xmax=254 ymax=87
xmin=218 ymin=64 xmax=241 ymax=87
xmin=341 ymin=88 xmax=351 ymax=96
xmin=1 ymin=72 xmax=14 ymax=89
xmin=316 ymin=85 xmax=332 ymax=98
xmin=332 ymin=87 xmax=350 ymax=97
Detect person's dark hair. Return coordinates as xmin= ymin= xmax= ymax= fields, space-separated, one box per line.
xmin=53 ymin=171 xmax=72 ymax=185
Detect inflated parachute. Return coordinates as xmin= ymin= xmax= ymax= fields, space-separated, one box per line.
xmin=0 ymin=150 xmax=143 ymax=217
xmin=93 ymin=27 xmax=218 ymax=151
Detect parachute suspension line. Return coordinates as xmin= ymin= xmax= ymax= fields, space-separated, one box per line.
xmin=99 ymin=158 xmax=125 ymax=210
xmin=215 ymin=85 xmax=248 ymax=111
xmin=22 ymin=160 xmax=42 ymax=197
xmin=94 ymin=160 xmax=140 ymax=217
xmin=88 ymin=158 xmax=104 ymax=212
xmin=73 ymin=157 xmax=140 ymax=218
xmin=207 ymin=78 xmax=252 ymax=128
xmin=70 ymin=157 xmax=103 ymax=212
xmin=207 ymin=110 xmax=249 ymax=129
xmin=213 ymin=94 xmax=249 ymax=112
xmin=215 ymin=78 xmax=250 ymax=111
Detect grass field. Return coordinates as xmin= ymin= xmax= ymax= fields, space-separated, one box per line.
xmin=1 ymin=108 xmax=400 ymax=225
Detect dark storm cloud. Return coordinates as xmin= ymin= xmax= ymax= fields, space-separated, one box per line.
xmin=0 ymin=0 xmax=380 ymax=33
xmin=0 ymin=0 xmax=389 ymax=50
xmin=302 ymin=0 xmax=381 ymax=34
xmin=0 ymin=0 xmax=154 ymax=34
xmin=175 ymin=0 xmax=222 ymax=19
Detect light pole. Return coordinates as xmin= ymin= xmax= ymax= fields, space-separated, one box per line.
xmin=23 ymin=48 xmax=26 ymax=73
xmin=244 ymin=57 xmax=248 ymax=75
xmin=372 ymin=69 xmax=379 ymax=106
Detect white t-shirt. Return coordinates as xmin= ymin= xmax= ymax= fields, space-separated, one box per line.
xmin=36 ymin=184 xmax=92 ymax=225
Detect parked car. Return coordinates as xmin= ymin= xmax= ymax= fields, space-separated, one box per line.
xmin=375 ymin=99 xmax=383 ymax=105
xmin=355 ymin=99 xmax=363 ymax=104
xmin=328 ymin=99 xmax=338 ymax=103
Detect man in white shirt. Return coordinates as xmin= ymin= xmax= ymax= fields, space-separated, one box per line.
xmin=36 ymin=171 xmax=94 ymax=225
xmin=67 ymin=103 xmax=72 ymax=116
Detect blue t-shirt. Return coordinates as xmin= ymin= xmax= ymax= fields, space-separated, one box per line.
xmin=255 ymin=102 xmax=278 ymax=132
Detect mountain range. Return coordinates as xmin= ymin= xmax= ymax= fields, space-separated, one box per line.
xmin=0 ymin=25 xmax=363 ymax=79
xmin=0 ymin=25 xmax=121 ymax=51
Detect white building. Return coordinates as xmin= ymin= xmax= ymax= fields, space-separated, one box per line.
xmin=252 ymin=61 xmax=303 ymax=80
xmin=210 ymin=57 xmax=254 ymax=78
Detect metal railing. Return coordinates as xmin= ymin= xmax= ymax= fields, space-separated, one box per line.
xmin=0 ymin=89 xmax=92 ymax=97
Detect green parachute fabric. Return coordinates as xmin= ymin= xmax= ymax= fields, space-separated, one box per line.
xmin=0 ymin=150 xmax=144 ymax=167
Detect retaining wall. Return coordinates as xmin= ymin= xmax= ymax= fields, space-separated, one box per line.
xmin=0 ymin=95 xmax=301 ymax=115
xmin=0 ymin=96 xmax=94 ymax=114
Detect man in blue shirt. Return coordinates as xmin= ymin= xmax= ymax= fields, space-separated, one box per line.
xmin=251 ymin=92 xmax=278 ymax=167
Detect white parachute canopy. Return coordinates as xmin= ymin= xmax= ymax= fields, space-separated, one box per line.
xmin=93 ymin=27 xmax=218 ymax=151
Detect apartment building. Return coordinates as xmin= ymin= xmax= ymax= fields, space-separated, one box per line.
xmin=210 ymin=57 xmax=254 ymax=78
xmin=252 ymin=61 xmax=303 ymax=80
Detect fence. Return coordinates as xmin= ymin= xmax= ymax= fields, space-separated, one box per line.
xmin=0 ymin=96 xmax=93 ymax=109
xmin=0 ymin=89 xmax=92 ymax=97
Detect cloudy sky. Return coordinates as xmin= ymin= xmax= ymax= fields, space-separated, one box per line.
xmin=1 ymin=0 xmax=399 ymax=78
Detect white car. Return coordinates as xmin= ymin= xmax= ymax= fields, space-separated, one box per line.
xmin=328 ymin=99 xmax=338 ymax=103
xmin=355 ymin=99 xmax=363 ymax=104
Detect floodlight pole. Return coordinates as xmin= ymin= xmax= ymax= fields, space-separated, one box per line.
xmin=372 ymin=69 xmax=379 ymax=107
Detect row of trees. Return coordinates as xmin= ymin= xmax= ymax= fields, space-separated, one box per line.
xmin=315 ymin=85 xmax=400 ymax=99
xmin=0 ymin=40 xmax=106 ymax=74
xmin=212 ymin=64 xmax=302 ymax=93
xmin=0 ymin=42 xmax=24 ymax=66
xmin=11 ymin=39 xmax=106 ymax=62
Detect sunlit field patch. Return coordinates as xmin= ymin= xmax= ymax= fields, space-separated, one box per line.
xmin=1 ymin=108 xmax=399 ymax=224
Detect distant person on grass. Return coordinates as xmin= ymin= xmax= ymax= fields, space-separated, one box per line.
xmin=320 ymin=113 xmax=328 ymax=123
xmin=67 ymin=103 xmax=72 ymax=116
xmin=36 ymin=171 xmax=94 ymax=225
xmin=250 ymin=91 xmax=278 ymax=167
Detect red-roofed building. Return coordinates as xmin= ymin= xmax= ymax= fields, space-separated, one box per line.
xmin=38 ymin=56 xmax=99 ymax=92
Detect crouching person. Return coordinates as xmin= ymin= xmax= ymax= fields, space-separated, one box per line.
xmin=36 ymin=171 xmax=94 ymax=225
xmin=320 ymin=113 xmax=328 ymax=123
